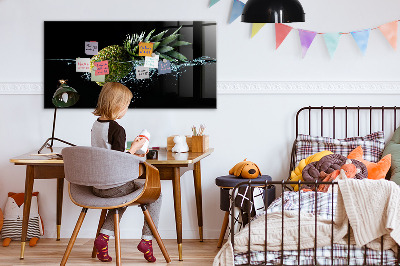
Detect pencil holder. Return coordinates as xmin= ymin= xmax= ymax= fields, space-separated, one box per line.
xmin=191 ymin=135 xmax=209 ymax=153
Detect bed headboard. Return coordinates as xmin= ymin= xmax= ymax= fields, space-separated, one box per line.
xmin=290 ymin=106 xmax=400 ymax=179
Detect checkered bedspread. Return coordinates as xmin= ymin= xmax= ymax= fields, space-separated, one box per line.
xmin=234 ymin=191 xmax=397 ymax=265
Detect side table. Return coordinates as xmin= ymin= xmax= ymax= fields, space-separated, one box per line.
xmin=215 ymin=175 xmax=275 ymax=248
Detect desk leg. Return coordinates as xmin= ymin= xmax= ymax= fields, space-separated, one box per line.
xmin=193 ymin=161 xmax=203 ymax=242
xmin=20 ymin=165 xmax=35 ymax=259
xmin=172 ymin=167 xmax=183 ymax=261
xmin=56 ymin=178 xmax=64 ymax=241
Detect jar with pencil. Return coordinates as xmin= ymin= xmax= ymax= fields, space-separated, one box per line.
xmin=191 ymin=124 xmax=209 ymax=153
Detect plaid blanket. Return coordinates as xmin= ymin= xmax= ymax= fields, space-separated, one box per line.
xmin=234 ymin=191 xmax=397 ymax=265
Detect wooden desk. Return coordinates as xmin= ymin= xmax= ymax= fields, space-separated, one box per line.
xmin=10 ymin=147 xmax=213 ymax=261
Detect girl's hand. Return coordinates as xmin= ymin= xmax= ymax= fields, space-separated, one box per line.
xmin=128 ymin=137 xmax=147 ymax=155
xmin=134 ymin=148 xmax=149 ymax=157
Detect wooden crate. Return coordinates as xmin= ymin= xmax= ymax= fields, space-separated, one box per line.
xmin=167 ymin=135 xmax=192 ymax=151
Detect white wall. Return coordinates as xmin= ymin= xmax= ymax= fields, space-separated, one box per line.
xmin=1 ymin=0 xmax=400 ymax=240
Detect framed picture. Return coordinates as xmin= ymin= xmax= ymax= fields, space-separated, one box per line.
xmin=44 ymin=21 xmax=217 ymax=109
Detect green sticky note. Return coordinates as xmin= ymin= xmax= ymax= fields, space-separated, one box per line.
xmin=91 ymin=68 xmax=105 ymax=82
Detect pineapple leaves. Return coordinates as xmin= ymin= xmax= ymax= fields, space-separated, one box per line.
xmin=160 ymin=34 xmax=180 ymax=46
xmin=152 ymin=42 xmax=160 ymax=51
xmin=171 ymin=41 xmax=191 ymax=47
xmin=166 ymin=50 xmax=188 ymax=62
xmin=158 ymin=53 xmax=176 ymax=62
xmin=144 ymin=29 xmax=155 ymax=43
xmin=156 ymin=45 xmax=174 ymax=53
xmin=151 ymin=30 xmax=168 ymax=42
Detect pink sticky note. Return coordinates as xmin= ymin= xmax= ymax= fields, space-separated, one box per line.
xmin=94 ymin=61 xmax=109 ymax=76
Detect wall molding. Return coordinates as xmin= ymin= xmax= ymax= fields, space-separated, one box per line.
xmin=1 ymin=81 xmax=400 ymax=95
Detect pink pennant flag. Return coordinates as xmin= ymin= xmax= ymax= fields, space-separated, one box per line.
xmin=298 ymin=29 xmax=317 ymax=58
xmin=275 ymin=23 xmax=293 ymax=49
xmin=378 ymin=21 xmax=398 ymax=50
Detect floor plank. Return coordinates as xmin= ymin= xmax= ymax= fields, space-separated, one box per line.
xmin=0 ymin=239 xmax=221 ymax=265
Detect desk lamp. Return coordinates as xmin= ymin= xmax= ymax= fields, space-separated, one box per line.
xmin=241 ymin=0 xmax=305 ymax=23
xmin=38 ymin=80 xmax=79 ymax=154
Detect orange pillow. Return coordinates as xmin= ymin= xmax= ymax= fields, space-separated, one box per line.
xmin=347 ymin=146 xmax=391 ymax=180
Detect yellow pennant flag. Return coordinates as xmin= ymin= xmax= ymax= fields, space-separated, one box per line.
xmin=251 ymin=23 xmax=266 ymax=38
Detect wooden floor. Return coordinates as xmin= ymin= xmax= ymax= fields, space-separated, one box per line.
xmin=0 ymin=239 xmax=221 ymax=265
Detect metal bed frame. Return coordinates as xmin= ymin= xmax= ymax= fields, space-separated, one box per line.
xmin=230 ymin=106 xmax=400 ymax=266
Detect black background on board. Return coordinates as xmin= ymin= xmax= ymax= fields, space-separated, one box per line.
xmin=44 ymin=21 xmax=216 ymax=109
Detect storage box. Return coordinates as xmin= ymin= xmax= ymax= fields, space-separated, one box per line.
xmin=167 ymin=135 xmax=192 ymax=151
xmin=191 ymin=135 xmax=209 ymax=153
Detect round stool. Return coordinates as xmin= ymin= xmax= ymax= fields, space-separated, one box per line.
xmin=215 ymin=175 xmax=275 ymax=248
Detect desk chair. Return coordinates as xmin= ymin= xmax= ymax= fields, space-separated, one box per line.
xmin=60 ymin=146 xmax=171 ymax=265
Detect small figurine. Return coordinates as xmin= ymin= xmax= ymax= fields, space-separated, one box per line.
xmin=172 ymin=135 xmax=189 ymax=153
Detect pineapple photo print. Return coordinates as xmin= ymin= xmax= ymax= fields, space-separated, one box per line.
xmin=44 ymin=21 xmax=217 ymax=108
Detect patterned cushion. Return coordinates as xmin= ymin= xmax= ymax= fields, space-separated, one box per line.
xmin=295 ymin=131 xmax=385 ymax=166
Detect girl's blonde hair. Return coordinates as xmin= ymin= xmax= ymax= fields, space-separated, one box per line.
xmin=93 ymin=82 xmax=133 ymax=120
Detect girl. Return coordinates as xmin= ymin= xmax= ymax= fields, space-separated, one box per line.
xmin=91 ymin=82 xmax=161 ymax=263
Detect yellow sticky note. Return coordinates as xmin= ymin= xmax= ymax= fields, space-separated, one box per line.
xmin=91 ymin=67 xmax=105 ymax=82
xmin=138 ymin=42 xmax=154 ymax=57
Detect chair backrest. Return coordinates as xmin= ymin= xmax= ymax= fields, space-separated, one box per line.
xmin=62 ymin=146 xmax=145 ymax=187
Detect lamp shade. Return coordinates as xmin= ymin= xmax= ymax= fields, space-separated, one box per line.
xmin=52 ymin=80 xmax=79 ymax=108
xmin=241 ymin=0 xmax=305 ymax=23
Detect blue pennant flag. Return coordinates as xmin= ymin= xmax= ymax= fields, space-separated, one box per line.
xmin=351 ymin=29 xmax=371 ymax=55
xmin=229 ymin=0 xmax=245 ymax=24
xmin=209 ymin=0 xmax=220 ymax=7
xmin=323 ymin=33 xmax=341 ymax=58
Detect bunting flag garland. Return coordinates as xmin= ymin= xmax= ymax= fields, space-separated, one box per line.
xmin=351 ymin=29 xmax=370 ymax=55
xmin=275 ymin=23 xmax=293 ymax=49
xmin=378 ymin=21 xmax=398 ymax=50
xmin=298 ymin=29 xmax=317 ymax=58
xmin=251 ymin=23 xmax=266 ymax=38
xmin=207 ymin=3 xmax=400 ymax=58
xmin=209 ymin=0 xmax=220 ymax=7
xmin=229 ymin=0 xmax=245 ymax=24
xmin=323 ymin=33 xmax=341 ymax=58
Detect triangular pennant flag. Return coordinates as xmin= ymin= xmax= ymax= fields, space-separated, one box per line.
xmin=275 ymin=23 xmax=293 ymax=49
xmin=229 ymin=0 xmax=245 ymax=24
xmin=298 ymin=29 xmax=317 ymax=58
xmin=323 ymin=33 xmax=341 ymax=58
xmin=209 ymin=0 xmax=220 ymax=7
xmin=378 ymin=21 xmax=398 ymax=50
xmin=351 ymin=29 xmax=370 ymax=55
xmin=251 ymin=23 xmax=266 ymax=38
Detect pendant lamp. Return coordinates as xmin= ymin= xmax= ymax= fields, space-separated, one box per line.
xmin=38 ymin=80 xmax=79 ymax=154
xmin=241 ymin=0 xmax=305 ymax=23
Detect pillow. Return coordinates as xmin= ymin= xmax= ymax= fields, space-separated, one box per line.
xmin=295 ymin=131 xmax=385 ymax=167
xmin=347 ymin=146 xmax=391 ymax=180
xmin=382 ymin=126 xmax=400 ymax=184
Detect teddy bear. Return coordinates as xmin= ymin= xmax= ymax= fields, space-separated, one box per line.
xmin=1 ymin=192 xmax=44 ymax=247
xmin=229 ymin=159 xmax=261 ymax=179
xmin=172 ymin=135 xmax=189 ymax=153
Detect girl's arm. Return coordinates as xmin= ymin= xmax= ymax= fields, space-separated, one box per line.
xmin=128 ymin=137 xmax=147 ymax=155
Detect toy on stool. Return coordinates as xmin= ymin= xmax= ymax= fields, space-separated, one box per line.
xmin=229 ymin=159 xmax=261 ymax=179
xmin=1 ymin=192 xmax=44 ymax=247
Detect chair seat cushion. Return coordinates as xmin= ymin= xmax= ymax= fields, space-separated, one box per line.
xmin=69 ymin=180 xmax=145 ymax=208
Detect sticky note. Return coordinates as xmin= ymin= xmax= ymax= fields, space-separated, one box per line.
xmin=94 ymin=60 xmax=109 ymax=75
xmin=158 ymin=60 xmax=171 ymax=74
xmin=138 ymin=42 xmax=154 ymax=57
xmin=144 ymin=54 xmax=159 ymax=68
xmin=85 ymin=41 xmax=98 ymax=55
xmin=136 ymin=66 xmax=150 ymax=80
xmin=76 ymin=58 xmax=91 ymax=72
xmin=91 ymin=67 xmax=105 ymax=82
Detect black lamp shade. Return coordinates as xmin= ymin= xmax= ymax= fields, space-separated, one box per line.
xmin=52 ymin=83 xmax=79 ymax=108
xmin=241 ymin=0 xmax=305 ymax=23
